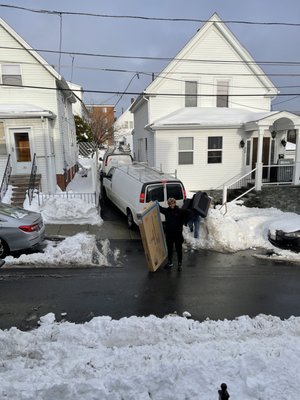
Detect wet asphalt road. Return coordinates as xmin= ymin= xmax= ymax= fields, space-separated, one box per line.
xmin=0 ymin=200 xmax=300 ymax=330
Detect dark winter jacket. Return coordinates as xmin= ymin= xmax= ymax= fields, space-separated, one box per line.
xmin=159 ymin=205 xmax=192 ymax=239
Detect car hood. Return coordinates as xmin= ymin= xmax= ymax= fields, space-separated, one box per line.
xmin=269 ymin=215 xmax=300 ymax=235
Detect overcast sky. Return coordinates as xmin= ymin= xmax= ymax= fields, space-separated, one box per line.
xmin=1 ymin=0 xmax=300 ymax=116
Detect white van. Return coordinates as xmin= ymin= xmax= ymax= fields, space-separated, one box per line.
xmin=99 ymin=147 xmax=133 ymax=181
xmin=102 ymin=162 xmax=186 ymax=228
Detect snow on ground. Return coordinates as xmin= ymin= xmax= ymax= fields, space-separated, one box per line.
xmin=2 ymin=158 xmax=300 ymax=398
xmin=0 ymin=313 xmax=300 ymax=399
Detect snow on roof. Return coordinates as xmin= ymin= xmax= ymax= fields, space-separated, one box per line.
xmin=150 ymin=108 xmax=277 ymax=128
xmin=0 ymin=104 xmax=54 ymax=118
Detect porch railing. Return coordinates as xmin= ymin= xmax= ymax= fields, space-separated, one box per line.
xmin=262 ymin=163 xmax=294 ymax=185
xmin=27 ymin=153 xmax=37 ymax=205
xmin=222 ymin=168 xmax=256 ymax=204
xmin=0 ymin=154 xmax=12 ymax=201
xmin=222 ymin=162 xmax=296 ymax=204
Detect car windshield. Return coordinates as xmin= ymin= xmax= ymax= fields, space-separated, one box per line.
xmin=0 ymin=204 xmax=28 ymax=219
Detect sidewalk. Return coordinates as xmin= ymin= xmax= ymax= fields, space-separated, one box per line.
xmin=45 ymin=220 xmax=141 ymax=240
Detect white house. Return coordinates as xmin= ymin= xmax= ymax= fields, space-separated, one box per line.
xmin=130 ymin=13 xmax=300 ymax=194
xmin=0 ymin=16 xmax=78 ymax=194
xmin=113 ymin=106 xmax=134 ymax=154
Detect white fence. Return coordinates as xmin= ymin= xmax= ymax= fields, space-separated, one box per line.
xmin=38 ymin=191 xmax=98 ymax=206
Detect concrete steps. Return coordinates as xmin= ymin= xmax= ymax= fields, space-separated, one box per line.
xmin=9 ymin=174 xmax=41 ymax=207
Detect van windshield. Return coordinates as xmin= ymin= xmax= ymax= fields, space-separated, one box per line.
xmin=167 ymin=184 xmax=183 ymax=200
xmin=146 ymin=185 xmax=164 ymax=202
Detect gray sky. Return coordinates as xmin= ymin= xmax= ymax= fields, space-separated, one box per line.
xmin=1 ymin=0 xmax=300 ymax=116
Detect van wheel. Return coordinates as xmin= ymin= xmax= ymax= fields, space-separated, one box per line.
xmin=126 ymin=209 xmax=135 ymax=230
xmin=0 ymin=238 xmax=9 ymax=259
xmin=101 ymin=186 xmax=108 ymax=202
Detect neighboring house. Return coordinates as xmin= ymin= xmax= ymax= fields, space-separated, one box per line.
xmin=130 ymin=13 xmax=300 ymax=193
xmin=86 ymin=104 xmax=115 ymax=147
xmin=113 ymin=106 xmax=134 ymax=154
xmin=0 ymin=16 xmax=78 ymax=194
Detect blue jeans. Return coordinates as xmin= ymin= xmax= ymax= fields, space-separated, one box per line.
xmin=188 ymin=214 xmax=201 ymax=239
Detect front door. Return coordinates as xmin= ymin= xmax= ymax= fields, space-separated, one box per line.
xmin=9 ymin=129 xmax=33 ymax=174
xmin=252 ymin=137 xmax=270 ymax=179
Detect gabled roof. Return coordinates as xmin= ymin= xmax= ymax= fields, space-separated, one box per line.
xmin=0 ymin=17 xmax=76 ymax=103
xmin=131 ymin=13 xmax=278 ymax=111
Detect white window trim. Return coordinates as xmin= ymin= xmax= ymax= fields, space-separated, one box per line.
xmin=178 ymin=136 xmax=194 ymax=165
xmin=1 ymin=64 xmax=23 ymax=88
xmin=214 ymin=77 xmax=232 ymax=108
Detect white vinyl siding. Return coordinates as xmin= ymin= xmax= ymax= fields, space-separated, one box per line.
xmin=155 ymin=129 xmax=245 ymax=191
xmin=0 ymin=122 xmax=6 ymax=155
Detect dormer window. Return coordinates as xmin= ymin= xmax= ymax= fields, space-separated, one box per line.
xmin=185 ymin=81 xmax=197 ymax=107
xmin=1 ymin=64 xmax=22 ymax=86
xmin=216 ymin=80 xmax=229 ymax=107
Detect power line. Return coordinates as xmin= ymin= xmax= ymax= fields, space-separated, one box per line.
xmin=1 ymin=57 xmax=300 ymax=78
xmin=1 ymin=82 xmax=299 ymax=97
xmin=1 ymin=45 xmax=300 ymax=66
xmin=1 ymin=4 xmax=300 ymax=27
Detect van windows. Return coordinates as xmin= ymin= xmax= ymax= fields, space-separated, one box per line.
xmin=145 ymin=184 xmax=164 ymax=202
xmin=167 ymin=184 xmax=183 ymax=200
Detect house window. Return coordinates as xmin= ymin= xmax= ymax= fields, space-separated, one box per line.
xmin=208 ymin=136 xmax=222 ymax=163
xmin=185 ymin=81 xmax=197 ymax=107
xmin=0 ymin=122 xmax=7 ymax=155
xmin=1 ymin=64 xmax=22 ymax=86
xmin=287 ymin=129 xmax=296 ymax=144
xmin=216 ymin=80 xmax=229 ymax=108
xmin=246 ymin=139 xmax=251 ymax=166
xmin=270 ymin=139 xmax=276 ymax=164
xmin=178 ymin=137 xmax=193 ymax=165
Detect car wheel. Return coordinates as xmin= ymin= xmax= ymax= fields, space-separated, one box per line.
xmin=0 ymin=238 xmax=9 ymax=259
xmin=127 ymin=209 xmax=135 ymax=230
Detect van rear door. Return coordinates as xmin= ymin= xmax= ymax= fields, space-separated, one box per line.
xmin=166 ymin=182 xmax=185 ymax=207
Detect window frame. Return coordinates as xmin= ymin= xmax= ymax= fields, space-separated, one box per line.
xmin=185 ymin=81 xmax=198 ymax=107
xmin=207 ymin=136 xmax=223 ymax=164
xmin=1 ymin=64 xmax=22 ymax=87
xmin=216 ymin=79 xmax=230 ymax=108
xmin=178 ymin=137 xmax=194 ymax=165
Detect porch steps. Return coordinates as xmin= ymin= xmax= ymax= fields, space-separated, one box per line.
xmin=9 ymin=174 xmax=41 ymax=207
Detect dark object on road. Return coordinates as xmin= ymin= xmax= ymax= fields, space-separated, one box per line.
xmin=268 ymin=216 xmax=300 ymax=253
xmin=218 ymin=383 xmax=230 ymax=399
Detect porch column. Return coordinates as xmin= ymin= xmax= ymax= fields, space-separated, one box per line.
xmin=255 ymin=128 xmax=264 ymax=191
xmin=293 ymin=127 xmax=300 ymax=186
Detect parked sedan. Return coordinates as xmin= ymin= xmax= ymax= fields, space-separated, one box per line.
xmin=0 ymin=202 xmax=45 ymax=258
xmin=268 ymin=215 xmax=300 ymax=252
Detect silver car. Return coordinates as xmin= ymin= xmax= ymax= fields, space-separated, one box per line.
xmin=0 ymin=202 xmax=45 ymax=258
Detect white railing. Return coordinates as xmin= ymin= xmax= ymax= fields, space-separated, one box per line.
xmin=222 ymin=168 xmax=256 ymax=204
xmin=38 ymin=191 xmax=97 ymax=206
